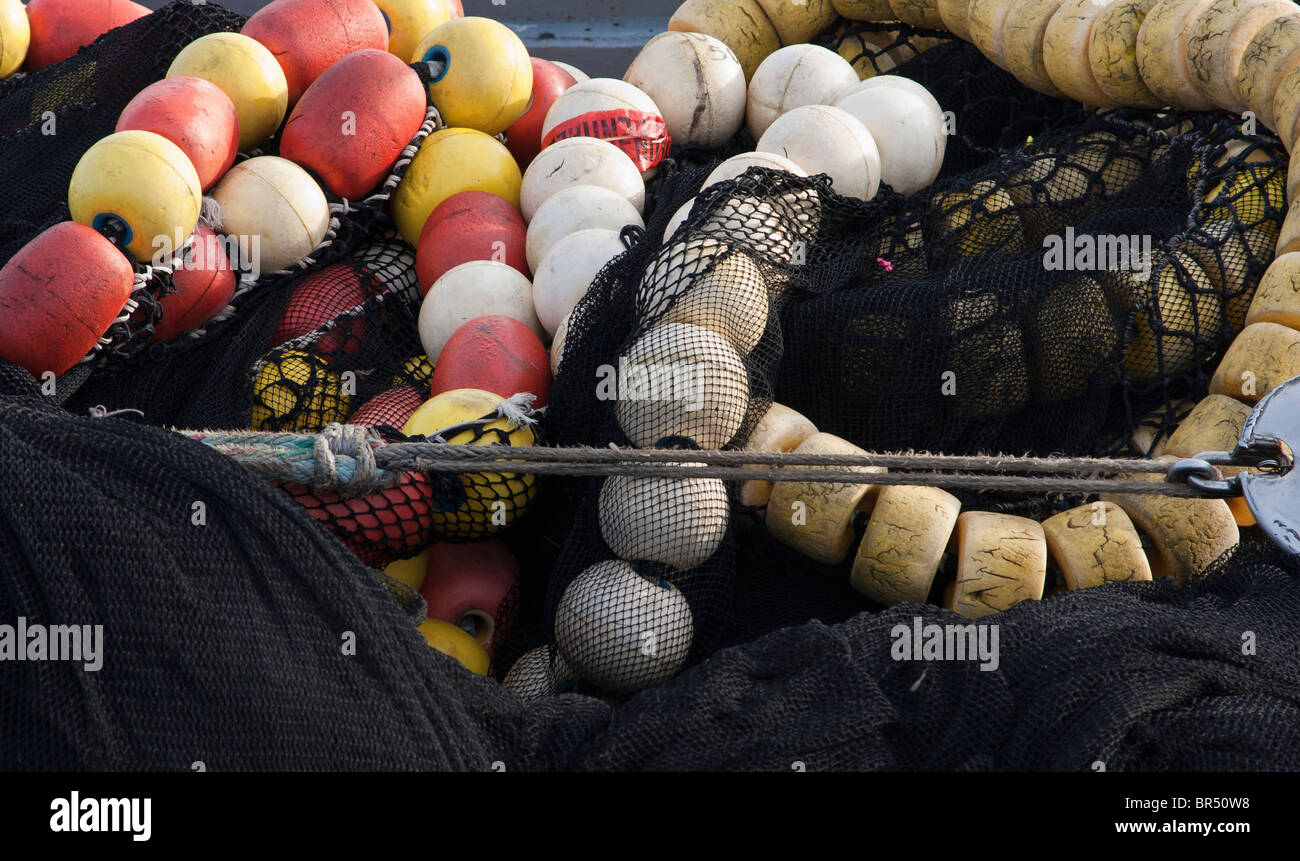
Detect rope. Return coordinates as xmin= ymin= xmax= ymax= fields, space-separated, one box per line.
xmin=180 ymin=424 xmax=1219 ymax=499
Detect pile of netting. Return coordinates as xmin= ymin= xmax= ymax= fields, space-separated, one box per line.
xmin=2 ymin=3 xmax=1299 ymax=770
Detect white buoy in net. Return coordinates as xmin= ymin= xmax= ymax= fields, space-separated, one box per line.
xmin=702 ymin=151 xmax=808 ymax=189
xmin=637 ymin=237 xmax=770 ymax=354
xmin=501 ymin=645 xmax=573 ymax=702
xmin=598 ymin=471 xmax=730 ymax=570
xmin=613 ymin=321 xmax=750 ymax=449
xmin=554 ymin=559 xmax=694 ymax=694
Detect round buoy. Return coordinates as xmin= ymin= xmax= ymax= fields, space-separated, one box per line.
xmin=554 ymin=559 xmax=694 ymax=694
xmin=0 ymin=222 xmax=134 ymax=377
xmin=550 ymin=59 xmax=590 ymax=82
xmin=526 ymin=184 xmax=645 ymax=274
xmin=614 ymin=322 xmax=750 ymax=449
xmin=506 ymin=58 xmax=579 ymax=169
xmin=746 ymin=44 xmax=861 ymax=141
xmin=531 ymin=228 xmax=627 ymax=337
xmin=412 ymin=16 xmax=532 ymax=135
xmin=662 ymin=200 xmax=694 ymax=244
xmin=702 ymin=151 xmax=808 ymax=189
xmin=0 ymin=0 xmax=31 ymax=78
xmin=167 ymin=32 xmax=289 ymax=151
xmin=68 ymin=130 xmax=203 ymax=264
xmin=418 ymin=260 xmax=542 ymax=361
xmin=348 ymin=384 xmax=426 ymax=428
xmin=268 ymin=263 xmax=369 ymax=356
xmin=153 ymin=223 xmax=236 ymax=343
xmin=550 ymin=313 xmax=571 ymax=377
xmin=416 ymin=190 xmax=528 ymax=295
xmin=210 ymin=155 xmax=330 ymax=275
xmin=391 ymin=127 xmax=522 ymax=247
xmin=540 ymin=78 xmax=668 ymax=175
xmin=373 ymin=0 xmax=461 ymax=63
xmin=502 ymin=645 xmax=573 ymax=702
xmin=520 ymin=135 xmax=646 ymax=222
xmin=835 ymin=84 xmax=945 ymax=196
xmin=279 ymin=49 xmax=427 ymax=201
xmin=420 ymin=539 xmax=520 ymax=655
xmin=598 ymin=472 xmax=729 ymax=570
xmin=755 ymin=104 xmax=881 ymax=201
xmin=417 ymin=618 xmax=490 ymax=674
xmin=116 ymin=76 xmax=240 ymax=192
xmin=241 ymin=0 xmax=388 ymax=106
xmin=23 ymin=0 xmax=148 ymax=72
xmin=637 ymin=237 xmax=770 ymax=354
xmin=430 ymin=315 xmax=552 ymax=406
xmin=624 ymin=31 xmax=746 ymax=149
xmin=401 ymin=387 xmax=538 ymax=541
xmin=249 ymin=349 xmax=352 ymax=431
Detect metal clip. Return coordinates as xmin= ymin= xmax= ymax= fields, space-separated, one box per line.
xmin=1165 ymin=456 xmax=1240 ymax=498
xmin=1234 ymin=376 xmax=1300 ymax=554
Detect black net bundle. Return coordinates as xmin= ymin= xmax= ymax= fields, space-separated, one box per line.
xmin=3 ymin=4 xmax=1300 ymax=770
xmin=6 ymin=357 xmax=1300 ymax=770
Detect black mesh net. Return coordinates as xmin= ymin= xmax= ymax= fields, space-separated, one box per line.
xmin=1 ymin=4 xmax=1298 ymax=769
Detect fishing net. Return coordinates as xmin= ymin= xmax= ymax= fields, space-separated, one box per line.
xmin=1 ymin=3 xmax=1297 ymax=769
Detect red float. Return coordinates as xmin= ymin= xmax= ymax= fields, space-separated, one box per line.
xmin=430 ymin=316 xmax=552 ymax=407
xmin=116 ymin=77 xmax=240 ymax=192
xmin=0 ymin=222 xmax=134 ymax=377
xmin=241 ymin=0 xmax=389 ymax=106
xmin=348 ymin=384 xmax=425 ymax=429
xmin=416 ymin=190 xmax=528 ymax=294
xmin=268 ymin=263 xmax=370 ymax=358
xmin=152 ymin=224 xmax=237 ymax=343
xmin=285 ymin=475 xmax=437 ymax=567
xmin=285 ymin=384 xmax=434 ymax=567
xmin=279 ymin=49 xmax=427 ymax=200
xmin=23 ymin=0 xmax=150 ymax=72
xmin=505 ymin=58 xmax=578 ymax=169
xmin=420 ymin=539 xmax=520 ymax=656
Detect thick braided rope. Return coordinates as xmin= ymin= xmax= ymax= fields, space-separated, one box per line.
xmin=180 ymin=426 xmax=1214 ymax=498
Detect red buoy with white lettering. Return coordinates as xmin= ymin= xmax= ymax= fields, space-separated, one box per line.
xmin=429 ymin=315 xmax=551 ymax=407
xmin=0 ymin=222 xmax=134 ymax=377
xmin=241 ymin=0 xmax=389 ymax=106
xmin=279 ymin=49 xmax=428 ymax=201
xmin=416 ymin=190 xmax=528 ymax=294
xmin=23 ymin=0 xmax=149 ymax=72
xmin=420 ymin=539 xmax=520 ymax=656
xmin=116 ymin=76 xmax=240 ymax=192
xmin=506 ymin=58 xmax=578 ymax=169
xmin=153 ymin=223 xmax=236 ymax=343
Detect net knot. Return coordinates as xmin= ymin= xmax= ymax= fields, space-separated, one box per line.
xmin=313 ymin=423 xmax=381 ymax=495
